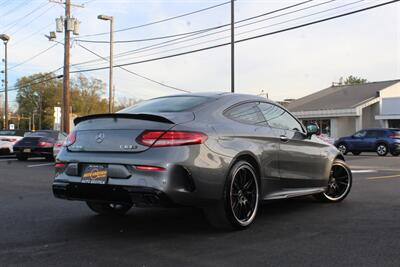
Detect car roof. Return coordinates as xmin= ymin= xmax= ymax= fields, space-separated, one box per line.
xmin=160 ymin=92 xmax=272 ymax=103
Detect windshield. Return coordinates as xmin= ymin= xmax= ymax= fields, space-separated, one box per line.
xmin=120 ymin=96 xmax=211 ymax=113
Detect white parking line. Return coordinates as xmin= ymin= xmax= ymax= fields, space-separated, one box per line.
xmin=27 ymin=163 xmax=54 ymax=168
xmin=351 ymin=170 xmax=378 ymax=173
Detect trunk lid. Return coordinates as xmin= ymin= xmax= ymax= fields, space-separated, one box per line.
xmin=69 ymin=112 xmax=193 ymax=153
xmin=15 ymin=137 xmax=42 ymax=147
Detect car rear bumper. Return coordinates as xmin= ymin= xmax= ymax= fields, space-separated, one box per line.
xmin=53 ymin=145 xmax=232 ymax=207
xmin=390 ymin=143 xmax=400 ymax=153
xmin=14 ymin=147 xmax=53 ymax=156
xmin=53 ymin=182 xmax=174 ymax=207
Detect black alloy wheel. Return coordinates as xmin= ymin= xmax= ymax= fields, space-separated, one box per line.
xmin=204 ymin=161 xmax=259 ymax=230
xmin=315 ymin=159 xmax=352 ymax=202
xmin=229 ymin=164 xmax=259 ymax=226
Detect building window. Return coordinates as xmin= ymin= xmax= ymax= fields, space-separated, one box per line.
xmin=302 ymin=119 xmax=331 ymax=136
xmin=388 ymin=120 xmax=400 ymax=128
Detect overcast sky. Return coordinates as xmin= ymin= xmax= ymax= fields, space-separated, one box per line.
xmin=1 ymin=0 xmax=399 ymax=108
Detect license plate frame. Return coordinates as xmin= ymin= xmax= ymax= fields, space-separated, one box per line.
xmin=81 ymin=164 xmax=108 ymax=185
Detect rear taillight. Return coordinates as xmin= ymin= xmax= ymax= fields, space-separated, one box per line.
xmin=137 ymin=130 xmax=208 ymax=147
xmin=64 ymin=131 xmax=77 ymax=147
xmin=38 ymin=141 xmax=53 ymax=148
xmin=55 ymin=162 xmax=66 ymax=175
xmin=54 ymin=143 xmax=63 ymax=148
xmin=389 ymin=134 xmax=400 ymax=139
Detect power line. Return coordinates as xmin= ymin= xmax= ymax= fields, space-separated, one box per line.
xmin=72 ymin=0 xmax=320 ymax=67
xmin=76 ymin=43 xmax=190 ymax=93
xmin=113 ymin=0 xmax=367 ymax=64
xmin=11 ymin=22 xmax=54 ymax=47
xmin=78 ymin=0 xmax=233 ymax=38
xmin=2 ymin=1 xmax=49 ymax=32
xmin=0 ymin=0 xmax=13 ymax=9
xmin=9 ymin=43 xmax=60 ymax=70
xmin=69 ymin=0 xmax=399 ymax=74
xmin=0 ymin=0 xmax=30 ymax=20
xmin=77 ymin=27 xmax=224 ymax=44
xmin=10 ymin=4 xmax=55 ymax=36
xmin=0 ymin=74 xmax=63 ymax=93
xmin=76 ymin=0 xmax=314 ymax=44
xmin=72 ymin=0 xmax=337 ymax=68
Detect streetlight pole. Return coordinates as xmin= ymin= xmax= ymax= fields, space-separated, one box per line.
xmin=98 ymin=15 xmax=114 ymax=113
xmin=230 ymin=0 xmax=235 ymax=93
xmin=0 ymin=34 xmax=10 ymax=130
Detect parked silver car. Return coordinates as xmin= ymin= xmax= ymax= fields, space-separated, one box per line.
xmin=53 ymin=93 xmax=352 ymax=229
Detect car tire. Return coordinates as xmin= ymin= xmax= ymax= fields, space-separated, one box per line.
xmin=203 ymin=160 xmax=259 ymax=230
xmin=314 ymin=159 xmax=352 ymax=203
xmin=391 ymin=152 xmax=399 ymax=157
xmin=376 ymin=143 xmax=388 ymax=156
xmin=337 ymin=143 xmax=348 ymax=155
xmin=352 ymin=152 xmax=361 ymax=156
xmin=16 ymin=153 xmax=28 ymax=161
xmin=86 ymin=201 xmax=133 ymax=215
xmin=45 ymin=155 xmax=55 ymax=161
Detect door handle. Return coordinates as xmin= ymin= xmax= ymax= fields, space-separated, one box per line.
xmin=280 ymin=135 xmax=289 ymax=142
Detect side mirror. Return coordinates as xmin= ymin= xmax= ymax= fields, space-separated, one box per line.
xmin=306 ymin=123 xmax=320 ymax=138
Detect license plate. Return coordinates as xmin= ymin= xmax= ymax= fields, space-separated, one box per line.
xmin=23 ymin=148 xmax=31 ymax=153
xmin=81 ymin=165 xmax=108 ymax=184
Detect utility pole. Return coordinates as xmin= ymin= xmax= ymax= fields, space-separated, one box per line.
xmin=230 ymin=0 xmax=235 ymax=93
xmin=50 ymin=0 xmax=82 ymax=133
xmin=0 ymin=34 xmax=10 ymax=129
xmin=63 ymin=0 xmax=71 ymax=133
xmin=98 ymin=15 xmax=114 ymax=113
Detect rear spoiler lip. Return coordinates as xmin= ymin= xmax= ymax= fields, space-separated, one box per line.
xmin=74 ymin=113 xmax=174 ymax=125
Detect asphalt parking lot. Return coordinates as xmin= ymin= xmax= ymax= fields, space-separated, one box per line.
xmin=0 ymin=154 xmax=399 ymax=267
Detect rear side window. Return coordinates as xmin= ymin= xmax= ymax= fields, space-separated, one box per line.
xmin=224 ymin=102 xmax=266 ymax=125
xmin=366 ymin=130 xmax=384 ymax=137
xmin=258 ymin=102 xmax=304 ymax=132
xmin=120 ymin=96 xmax=211 ymax=113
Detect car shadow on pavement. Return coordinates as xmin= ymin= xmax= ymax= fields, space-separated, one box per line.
xmin=62 ymin=197 xmax=322 ymax=238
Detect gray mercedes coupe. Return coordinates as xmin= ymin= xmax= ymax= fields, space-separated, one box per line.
xmin=53 ymin=93 xmax=352 ymax=229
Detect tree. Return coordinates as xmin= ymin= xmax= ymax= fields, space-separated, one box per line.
xmin=343 ymin=75 xmax=367 ymax=85
xmin=15 ymin=73 xmax=109 ymax=130
xmin=70 ymin=75 xmax=108 ymax=116
xmin=114 ymin=96 xmax=142 ymax=112
xmin=16 ymin=73 xmax=62 ymax=130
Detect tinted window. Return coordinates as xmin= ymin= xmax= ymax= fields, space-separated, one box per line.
xmin=28 ymin=131 xmax=57 ymax=138
xmin=0 ymin=130 xmax=17 ymax=136
xmin=354 ymin=130 xmax=367 ymax=138
xmin=258 ymin=103 xmax=303 ymax=132
xmin=120 ymin=96 xmax=210 ymax=113
xmin=225 ymin=102 xmax=266 ymax=125
xmin=366 ymin=130 xmax=383 ymax=137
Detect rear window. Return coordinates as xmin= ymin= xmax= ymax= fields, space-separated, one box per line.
xmin=27 ymin=131 xmax=56 ymax=138
xmin=0 ymin=130 xmax=17 ymax=136
xmin=120 ymin=96 xmax=210 ymax=113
